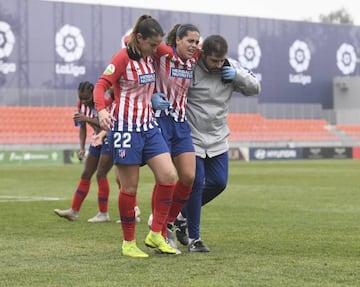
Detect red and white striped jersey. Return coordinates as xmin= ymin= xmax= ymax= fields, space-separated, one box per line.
xmin=94 ymin=48 xmax=156 ymax=132
xmin=153 ymin=44 xmax=198 ymax=122
xmin=76 ymin=100 xmax=100 ymax=133
xmin=77 ymin=93 xmax=113 ymax=134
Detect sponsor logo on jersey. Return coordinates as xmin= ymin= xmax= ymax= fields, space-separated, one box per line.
xmin=171 ymin=68 xmax=193 ymax=79
xmin=139 ymin=73 xmax=155 ymax=84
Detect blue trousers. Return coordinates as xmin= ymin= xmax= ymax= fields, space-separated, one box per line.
xmin=182 ymin=151 xmax=228 ymax=240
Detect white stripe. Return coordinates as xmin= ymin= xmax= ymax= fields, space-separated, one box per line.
xmin=0 ymin=195 xmax=60 ymax=202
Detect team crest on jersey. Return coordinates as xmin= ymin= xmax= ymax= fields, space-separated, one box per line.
xmin=118 ymin=149 xmax=126 ymax=158
xmin=103 ymin=64 xmax=115 ymax=75
xmin=139 ymin=73 xmax=155 ymax=84
xmin=171 ymin=68 xmax=193 ymax=79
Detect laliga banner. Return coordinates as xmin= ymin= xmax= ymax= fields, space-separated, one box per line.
xmin=1 ymin=0 xmax=360 ymax=109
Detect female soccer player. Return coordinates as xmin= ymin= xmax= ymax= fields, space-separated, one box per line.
xmin=54 ymin=81 xmax=114 ymax=223
xmin=94 ymin=14 xmax=177 ymax=258
xmin=150 ymin=23 xmax=201 ymax=251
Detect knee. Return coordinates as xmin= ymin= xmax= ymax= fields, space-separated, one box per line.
xmin=168 ymin=170 xmax=177 ymax=183
xmin=96 ymin=170 xmax=107 ymax=180
xmin=81 ymin=171 xmax=93 ymax=180
xmin=179 ymin=173 xmax=195 ymax=187
xmin=159 ymin=168 xmax=177 ymax=184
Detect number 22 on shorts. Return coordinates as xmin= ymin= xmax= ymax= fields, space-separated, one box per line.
xmin=113 ymin=132 xmax=131 ymax=148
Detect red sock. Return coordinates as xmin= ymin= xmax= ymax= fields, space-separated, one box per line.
xmin=151 ymin=185 xmax=168 ymax=237
xmin=71 ymin=178 xmax=91 ymax=211
xmin=167 ymin=181 xmax=192 ymax=222
xmin=118 ymin=189 xmax=136 ymax=242
xmin=161 ymin=220 xmax=167 ymax=238
xmin=151 ymin=185 xmax=156 ymax=213
xmin=151 ymin=183 xmax=175 ymax=233
xmin=97 ymin=177 xmax=110 ymax=213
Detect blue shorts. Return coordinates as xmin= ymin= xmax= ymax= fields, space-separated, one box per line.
xmin=107 ymin=125 xmax=170 ymax=165
xmin=88 ymin=136 xmax=111 ymax=158
xmin=156 ymin=116 xmax=194 ymax=157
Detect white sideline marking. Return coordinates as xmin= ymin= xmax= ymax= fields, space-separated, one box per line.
xmin=0 ymin=195 xmax=60 ymax=202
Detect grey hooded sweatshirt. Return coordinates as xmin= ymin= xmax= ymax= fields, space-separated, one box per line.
xmin=186 ymin=57 xmax=261 ymax=158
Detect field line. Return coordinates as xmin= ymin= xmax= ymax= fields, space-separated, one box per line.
xmin=0 ymin=195 xmax=60 ymax=202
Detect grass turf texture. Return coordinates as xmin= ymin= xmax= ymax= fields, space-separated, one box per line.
xmin=0 ymin=160 xmax=359 ymax=287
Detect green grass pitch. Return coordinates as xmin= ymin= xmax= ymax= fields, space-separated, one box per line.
xmin=1 ymin=160 xmax=360 ymax=286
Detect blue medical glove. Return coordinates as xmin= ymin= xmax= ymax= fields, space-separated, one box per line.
xmin=151 ymin=93 xmax=170 ymax=110
xmin=221 ymin=66 xmax=237 ymax=80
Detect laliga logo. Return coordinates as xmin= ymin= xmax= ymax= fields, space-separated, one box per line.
xmin=55 ymin=24 xmax=86 ymax=77
xmin=238 ymin=37 xmax=261 ymax=70
xmin=0 ymin=21 xmax=15 ymax=58
xmin=336 ymin=43 xmax=356 ymax=75
xmin=0 ymin=21 xmax=16 ymax=74
xmin=289 ymin=40 xmax=311 ymax=73
xmin=56 ymin=24 xmax=85 ymax=62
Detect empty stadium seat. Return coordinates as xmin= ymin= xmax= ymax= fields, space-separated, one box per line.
xmin=336 ymin=125 xmax=360 ymax=141
xmin=0 ymin=106 xmax=93 ymax=144
xmin=227 ymin=113 xmax=339 ymax=142
xmin=0 ymin=107 xmax=342 ymax=145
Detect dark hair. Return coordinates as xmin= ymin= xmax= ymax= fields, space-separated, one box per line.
xmin=78 ymin=81 xmax=94 ymax=93
xmin=202 ymin=35 xmax=228 ymax=57
xmin=166 ymin=23 xmax=200 ymax=46
xmin=127 ymin=14 xmax=164 ymax=55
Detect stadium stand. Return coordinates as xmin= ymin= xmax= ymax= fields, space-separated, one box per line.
xmin=0 ymin=106 xmax=356 ymax=146
xmin=335 ymin=125 xmax=360 ymax=141
xmin=227 ymin=113 xmax=341 ymax=142
xmin=0 ymin=106 xmax=93 ymax=144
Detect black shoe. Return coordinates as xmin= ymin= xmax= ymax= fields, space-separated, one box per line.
xmin=188 ymin=239 xmax=210 ymax=252
xmin=174 ymin=219 xmax=189 ymax=246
